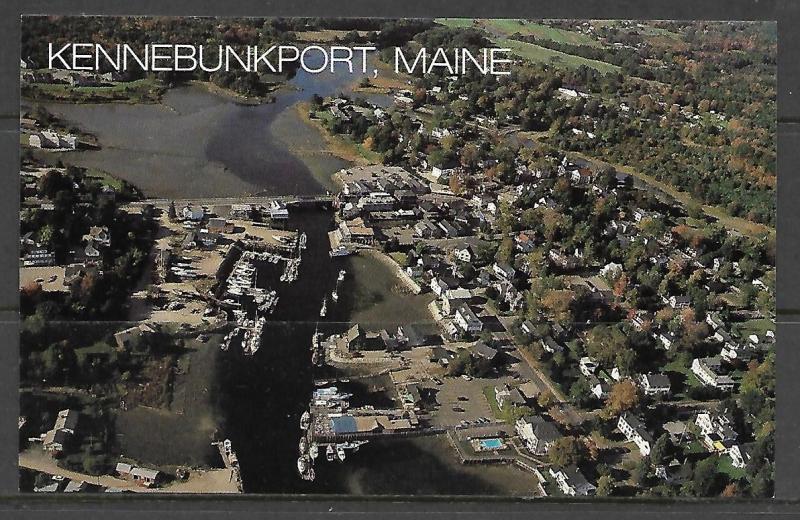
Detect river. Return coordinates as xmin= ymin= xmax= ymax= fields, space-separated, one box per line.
xmin=31 ymin=58 xmax=539 ymax=496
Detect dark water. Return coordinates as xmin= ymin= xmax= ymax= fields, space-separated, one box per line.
xmin=37 ymin=55 xmax=386 ymax=198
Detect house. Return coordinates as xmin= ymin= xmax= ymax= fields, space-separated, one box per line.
xmin=472 ymin=341 xmax=499 ymax=363
xmin=414 ymin=219 xmax=441 ymax=238
xmin=338 ymin=218 xmax=375 ymax=245
xmin=430 ymin=275 xmax=459 ymax=297
xmin=492 ymin=262 xmax=516 ymax=280
xmin=453 ymin=243 xmax=474 ymax=263
xmin=454 ymin=304 xmax=482 ymax=334
xmin=207 ymin=218 xmax=234 ymax=234
xmin=516 ymin=415 xmax=562 ymax=455
xmin=691 ymin=357 xmax=735 ymax=390
xmin=130 ymin=467 xmax=162 ymax=487
xmin=181 ymin=205 xmax=204 ymax=221
xmin=579 ymin=357 xmax=599 ymax=377
xmin=657 ymin=330 xmax=676 ymax=350
xmin=728 ymin=443 xmax=753 ymax=469
xmin=521 ymin=320 xmax=536 ymax=336
xmin=441 ymin=295 xmax=468 ymax=316
xmin=113 ymin=323 xmax=156 ymax=351
xmin=617 ymin=413 xmax=653 ymax=456
xmin=667 ymin=295 xmax=691 ymax=309
xmin=29 ymin=130 xmax=77 ymax=149
xmin=696 ymin=411 xmax=738 ymax=452
xmin=42 ymin=409 xmax=79 ymax=454
xmin=540 ymin=335 xmax=563 ymax=354
xmin=639 ymin=373 xmax=671 ymax=396
xmin=589 ymin=377 xmax=611 ymax=399
xmin=495 ymin=383 xmax=525 ymax=408
xmin=548 ymin=466 xmax=596 ymax=496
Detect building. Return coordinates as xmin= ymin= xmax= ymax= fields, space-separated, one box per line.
xmin=691 ymin=357 xmax=735 ymax=390
xmin=548 ymin=466 xmax=596 ymax=496
xmin=472 ymin=341 xmax=499 ymax=363
xmin=113 ymin=323 xmax=156 ymax=351
xmin=23 ymin=248 xmax=55 ymax=267
xmin=29 ymin=130 xmax=77 ymax=149
xmin=515 ymin=415 xmax=561 ymax=456
xmin=454 ymin=304 xmax=482 ymax=334
xmin=269 ymin=201 xmax=289 ymax=220
xmin=42 ymin=409 xmax=79 ymax=454
xmin=639 ymin=373 xmax=671 ymax=396
xmin=617 ymin=413 xmax=653 ymax=456
xmin=695 ymin=412 xmax=738 ymax=453
xmin=207 ymin=218 xmax=234 ymax=234
xmin=579 ymin=357 xmax=599 ymax=377
xmin=492 ymin=262 xmax=516 ymax=280
xmin=495 ymin=383 xmax=525 ymax=408
xmin=181 ymin=205 xmax=204 ymax=221
xmin=540 ymin=335 xmax=563 ymax=354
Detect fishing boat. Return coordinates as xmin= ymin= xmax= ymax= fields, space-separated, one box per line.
xmin=309 ymin=443 xmax=319 ymax=460
xmin=319 ymin=296 xmax=327 ymax=318
xmin=331 ymin=289 xmax=338 ymax=303
xmin=336 ymin=445 xmax=346 ymax=462
xmin=300 ymin=410 xmax=311 ymax=430
xmin=326 ymin=445 xmax=335 ymax=462
xmin=299 ymin=232 xmax=307 ymax=250
xmin=299 ymin=437 xmax=308 ymax=454
xmin=337 ymin=269 xmax=346 ymax=283
xmin=302 ymin=467 xmax=315 ymax=482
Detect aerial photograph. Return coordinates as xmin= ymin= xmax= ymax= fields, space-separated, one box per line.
xmin=18 ymin=17 xmax=775 ymax=498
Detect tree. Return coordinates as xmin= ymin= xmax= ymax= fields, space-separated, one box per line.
xmin=605 ymin=380 xmax=640 ymax=416
xmin=547 ymin=436 xmax=585 ymax=467
xmin=596 ymin=474 xmax=615 ymax=496
xmin=650 ymin=434 xmax=673 ymax=465
xmin=693 ymin=457 xmax=720 ymax=496
xmin=167 ymin=201 xmax=177 ymax=221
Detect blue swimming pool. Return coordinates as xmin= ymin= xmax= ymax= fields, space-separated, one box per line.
xmin=479 ymin=438 xmax=504 ymax=450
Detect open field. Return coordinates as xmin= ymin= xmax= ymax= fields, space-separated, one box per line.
xmin=483 ymin=19 xmax=601 ymax=47
xmin=23 ymin=78 xmax=165 ymax=103
xmin=497 ymin=38 xmax=620 ymax=74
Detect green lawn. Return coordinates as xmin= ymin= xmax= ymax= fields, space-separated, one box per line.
xmin=483 ymin=385 xmax=502 ymax=418
xmin=717 ymin=454 xmax=746 ymax=480
xmin=497 ymin=38 xmax=620 ymax=74
xmin=485 ymin=19 xmax=601 ymax=47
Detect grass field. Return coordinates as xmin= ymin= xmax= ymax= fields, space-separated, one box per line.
xmin=485 ymin=19 xmax=601 ymax=47
xmin=24 ymin=78 xmax=164 ymax=103
xmin=497 ymin=38 xmax=620 ymax=74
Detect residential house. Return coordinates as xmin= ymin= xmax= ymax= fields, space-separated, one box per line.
xmin=618 ymin=413 xmax=653 ymax=456
xmin=516 ymin=415 xmax=562 ymax=455
xmin=639 ymin=373 xmax=671 ymax=396
xmin=691 ymin=357 xmax=735 ymax=391
xmin=548 ymin=466 xmax=596 ymax=496
xmin=454 ymin=304 xmax=483 ymax=334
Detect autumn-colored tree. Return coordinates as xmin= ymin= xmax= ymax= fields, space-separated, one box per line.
xmin=605 ymin=380 xmax=640 ymax=416
xmin=547 ymin=436 xmax=586 ymax=467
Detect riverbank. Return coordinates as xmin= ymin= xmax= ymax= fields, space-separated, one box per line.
xmin=187 ymin=80 xmax=278 ymax=106
xmin=294 ymin=101 xmax=378 ymax=165
xmin=19 ymin=448 xmax=241 ymax=493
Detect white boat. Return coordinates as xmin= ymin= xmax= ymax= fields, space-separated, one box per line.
xmin=302 ymin=467 xmax=315 ymax=482
xmin=331 ymin=290 xmax=338 ymax=302
xmin=297 ymin=455 xmax=309 ymax=474
xmin=337 ymin=269 xmax=346 ymax=282
xmin=300 ymin=411 xmax=311 ymax=430
xmin=336 ymin=445 xmax=346 ymax=462
xmin=330 ymin=246 xmax=352 ymax=258
xmin=326 ymin=445 xmax=335 ymax=462
xmin=320 ymin=297 xmax=327 ymax=318
xmin=299 ymin=437 xmax=308 ymax=454
xmin=309 ymin=443 xmax=319 ymax=459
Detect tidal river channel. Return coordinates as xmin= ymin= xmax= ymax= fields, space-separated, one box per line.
xmin=36 ymin=58 xmax=537 ymax=495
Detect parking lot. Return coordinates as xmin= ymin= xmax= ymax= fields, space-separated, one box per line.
xmin=425 ymin=374 xmax=515 ymax=429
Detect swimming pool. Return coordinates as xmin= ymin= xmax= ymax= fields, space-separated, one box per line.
xmin=478 ymin=438 xmax=504 ymax=450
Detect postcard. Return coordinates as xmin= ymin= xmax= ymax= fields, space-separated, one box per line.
xmin=18 ymin=17 xmax=775 ymax=498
